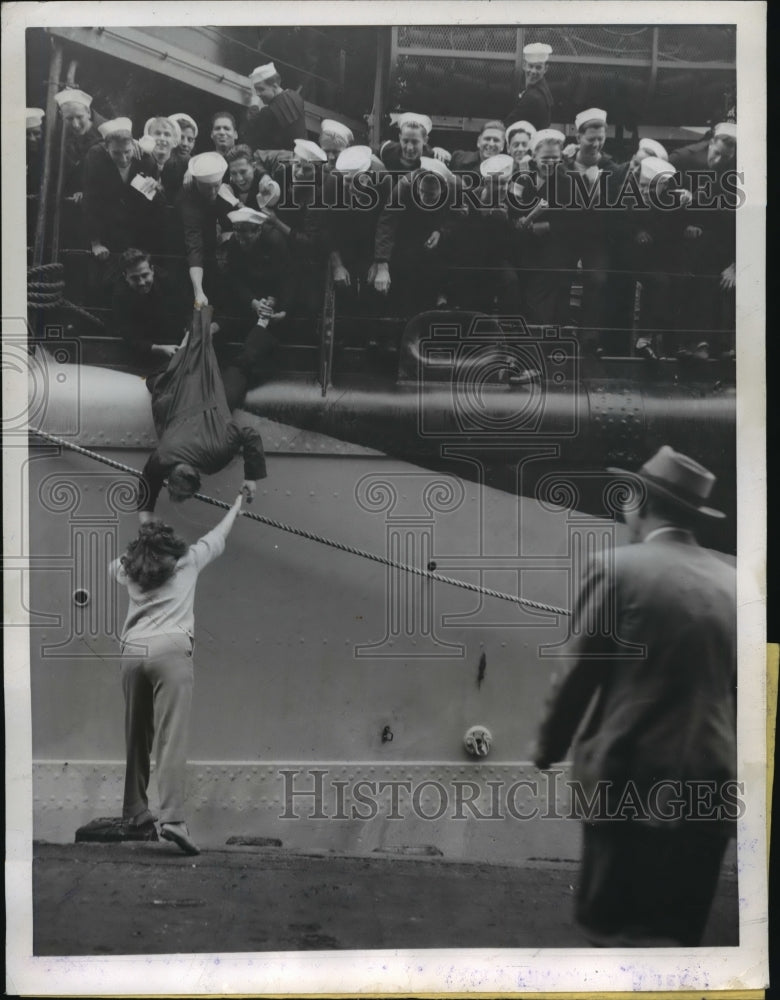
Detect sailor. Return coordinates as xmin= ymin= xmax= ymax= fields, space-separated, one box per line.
xmin=217 ymin=206 xmax=294 ymax=410
xmin=372 ymin=155 xmax=455 ymax=314
xmin=605 ymin=138 xmax=690 ymax=346
xmin=506 ymin=119 xmax=536 ymax=169
xmin=82 ymin=118 xmax=165 ymax=263
xmin=318 ymin=118 xmax=354 ymax=172
xmin=136 ymin=303 xmax=267 ymax=515
xmin=446 ymin=153 xmax=521 ymax=313
xmin=141 ymin=116 xmax=188 ymax=201
xmin=379 ymin=112 xmax=435 ymax=176
xmin=432 ymin=120 xmax=507 ymax=175
xmin=224 ymin=144 xmax=270 ymax=207
xmin=505 ymin=43 xmax=554 ymax=131
xmin=670 ymin=121 xmax=737 ymax=344
xmin=243 ymin=62 xmax=307 ymax=152
xmin=26 ymin=107 xmax=44 ymax=155
xmin=566 ymin=107 xmax=616 ymax=173
xmin=54 ymin=88 xmax=104 ymax=202
xmin=111 ymin=494 xmax=245 ymax=855
xmin=324 ymin=145 xmax=392 ymax=312
xmin=111 ymin=247 xmax=190 ymax=375
xmin=210 ymin=111 xmax=239 ymax=156
xmin=174 ymin=151 xmax=235 ymax=308
xmin=607 ymin=136 xmax=670 ymax=201
xmin=564 ymin=108 xmax=615 ymax=346
xmin=609 ymin=157 xmax=687 ymax=357
xmin=533 ymin=446 xmax=736 ymax=947
xmin=252 ymin=117 xmax=355 ymax=180
xmin=259 ymin=139 xmax=330 ymax=316
xmin=169 ymin=113 xmax=198 ymax=160
xmin=509 ymin=129 xmax=573 ymax=326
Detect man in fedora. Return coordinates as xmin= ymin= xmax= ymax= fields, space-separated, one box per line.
xmin=533 ymin=446 xmax=737 ymax=947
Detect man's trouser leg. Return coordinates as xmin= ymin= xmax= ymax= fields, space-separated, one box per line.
xmin=121 ymin=643 xmax=156 ymax=824
xmin=221 ymin=323 xmax=279 ymax=411
xmin=521 ymin=232 xmax=572 ymax=327
xmin=576 ymin=820 xmax=733 ymax=947
xmin=121 ymin=633 xmax=194 ymax=825
xmin=148 ymin=633 xmax=194 ymax=824
xmin=578 ymin=243 xmax=611 ymax=349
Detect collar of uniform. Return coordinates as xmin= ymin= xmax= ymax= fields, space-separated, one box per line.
xmin=643 ymin=526 xmax=695 ymax=544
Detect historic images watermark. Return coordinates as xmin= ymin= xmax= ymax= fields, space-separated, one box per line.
xmin=278 ymin=167 xmax=746 ymax=214
xmin=277 ymin=768 xmax=746 ymax=823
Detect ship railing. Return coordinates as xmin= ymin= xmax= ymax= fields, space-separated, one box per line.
xmin=26 ymin=243 xmax=736 ymax=388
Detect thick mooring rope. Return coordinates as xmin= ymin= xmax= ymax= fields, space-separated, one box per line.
xmin=27 ymin=262 xmax=106 ymax=329
xmin=29 ymin=427 xmax=572 ymax=617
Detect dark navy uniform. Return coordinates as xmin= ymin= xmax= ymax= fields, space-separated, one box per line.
xmin=137 ymin=307 xmax=267 ymax=514
xmin=505 ymin=79 xmax=554 ymax=131
xmin=378 ymin=139 xmax=434 ymax=177
xmin=173 ymin=184 xmax=235 ymax=298
xmin=373 ymin=172 xmax=452 ymax=315
xmin=242 ymin=90 xmax=307 ymax=152
xmin=509 ymin=163 xmax=575 ymax=326
xmin=669 ymin=140 xmax=736 ymax=340
xmin=82 ymin=145 xmax=167 ymax=254
xmin=217 ymin=226 xmax=294 ymax=409
xmin=111 ymin=267 xmax=190 ymax=375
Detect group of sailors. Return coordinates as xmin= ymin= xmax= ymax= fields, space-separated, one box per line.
xmin=27 ymin=42 xmax=738 ymax=384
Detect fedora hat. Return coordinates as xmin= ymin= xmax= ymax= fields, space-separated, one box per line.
xmin=607 ymin=445 xmax=725 ymax=519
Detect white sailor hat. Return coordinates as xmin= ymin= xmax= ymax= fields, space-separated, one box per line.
xmin=294 ymin=138 xmax=327 ymax=163
xmin=638 ymin=137 xmax=668 ymax=160
xmin=251 ymin=62 xmax=278 ymax=84
xmin=506 ymin=120 xmax=536 ymax=144
xmin=54 ymin=88 xmax=92 ymax=109
xmin=26 ymin=108 xmax=45 ymax=129
xmin=417 ymin=156 xmax=455 ymax=183
xmin=397 ymin=112 xmax=433 ymax=135
xmin=320 ymin=119 xmax=354 ymax=146
xmin=138 ymin=135 xmax=157 ymax=155
xmin=523 ymin=42 xmax=552 ymax=62
xmin=256 ymin=177 xmax=282 ymax=209
xmin=575 ymin=108 xmax=607 ymax=131
xmin=480 ymin=153 xmax=514 ymax=179
xmin=227 ymin=207 xmax=269 ymax=226
xmin=335 ymin=145 xmax=373 ymax=172
xmin=98 ymin=117 xmax=133 ymax=139
xmin=189 ymin=151 xmax=228 ymax=183
xmin=639 ymin=156 xmax=676 ymax=184
xmin=712 ymin=121 xmax=737 ymax=141
xmin=170 ymin=113 xmax=199 ymax=136
xmin=144 ymin=116 xmax=182 ymax=144
xmin=532 ymin=128 xmax=565 ymax=151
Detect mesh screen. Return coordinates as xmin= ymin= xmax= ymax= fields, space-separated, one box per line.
xmin=528 ymin=25 xmax=654 ymax=58
xmin=397 ymin=25 xmax=517 ymax=52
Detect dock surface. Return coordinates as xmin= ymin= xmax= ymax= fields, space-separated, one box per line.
xmin=32 ymin=841 xmax=738 ymax=955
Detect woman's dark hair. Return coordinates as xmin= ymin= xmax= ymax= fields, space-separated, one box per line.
xmin=120 ymin=521 xmax=189 ymax=591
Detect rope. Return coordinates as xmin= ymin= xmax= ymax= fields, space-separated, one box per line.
xmin=27 ymin=262 xmax=106 ymax=330
xmin=29 ymin=426 xmax=571 ymax=617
